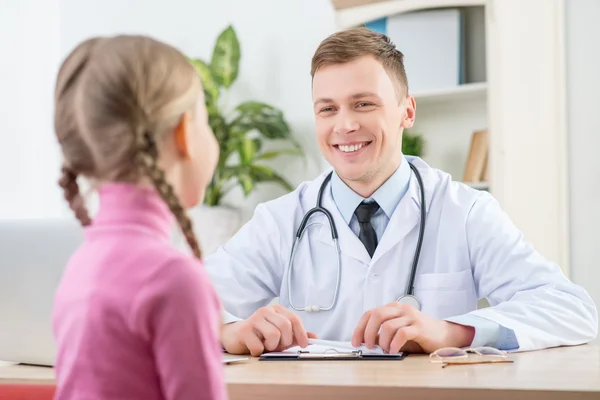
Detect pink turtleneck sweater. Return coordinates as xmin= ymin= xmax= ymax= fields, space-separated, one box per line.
xmin=52 ymin=183 xmax=227 ymax=400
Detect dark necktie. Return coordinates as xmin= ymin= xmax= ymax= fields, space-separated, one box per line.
xmin=354 ymin=201 xmax=380 ymax=257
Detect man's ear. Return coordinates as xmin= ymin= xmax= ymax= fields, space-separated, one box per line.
xmin=401 ymin=95 xmax=416 ymax=129
xmin=174 ymin=112 xmax=191 ymax=159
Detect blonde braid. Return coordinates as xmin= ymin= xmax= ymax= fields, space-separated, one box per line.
xmin=58 ymin=166 xmax=92 ymax=226
xmin=135 ymin=130 xmax=202 ymax=260
xmin=54 ymin=38 xmax=101 ymax=227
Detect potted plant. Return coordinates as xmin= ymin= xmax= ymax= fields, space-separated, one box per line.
xmin=402 ymin=130 xmax=425 ymax=156
xmin=185 ymin=25 xmax=303 ymax=256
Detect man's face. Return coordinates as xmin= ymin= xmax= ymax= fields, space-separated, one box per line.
xmin=312 ymin=56 xmax=415 ymax=189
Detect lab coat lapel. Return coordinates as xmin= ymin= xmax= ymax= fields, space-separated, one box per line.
xmin=371 ymin=170 xmax=430 ymax=265
xmin=316 ymin=186 xmax=372 ymax=266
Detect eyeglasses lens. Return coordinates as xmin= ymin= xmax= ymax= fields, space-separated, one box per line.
xmin=475 ymin=347 xmax=505 ymax=356
xmin=434 ymin=348 xmax=467 ymax=358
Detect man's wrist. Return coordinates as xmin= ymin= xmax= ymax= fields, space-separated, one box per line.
xmin=221 ymin=321 xmax=249 ymax=355
xmin=445 ymin=321 xmax=476 ymax=348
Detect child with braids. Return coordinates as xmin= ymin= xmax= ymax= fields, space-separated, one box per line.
xmin=51 ymin=35 xmax=226 ymax=400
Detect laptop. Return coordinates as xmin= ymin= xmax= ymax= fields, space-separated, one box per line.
xmin=0 ymin=218 xmax=84 ymax=366
xmin=0 ymin=218 xmax=248 ymax=367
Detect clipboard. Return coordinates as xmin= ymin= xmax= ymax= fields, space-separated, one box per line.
xmin=259 ymin=349 xmax=406 ymax=361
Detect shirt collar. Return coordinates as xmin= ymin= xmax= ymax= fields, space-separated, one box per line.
xmin=92 ymin=182 xmax=175 ymax=240
xmin=330 ymin=155 xmax=412 ymax=224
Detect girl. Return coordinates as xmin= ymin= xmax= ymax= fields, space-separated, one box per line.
xmin=51 ymin=34 xmax=226 ymax=400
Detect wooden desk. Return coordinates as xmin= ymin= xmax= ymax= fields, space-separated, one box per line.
xmin=1 ymin=345 xmax=599 ymax=399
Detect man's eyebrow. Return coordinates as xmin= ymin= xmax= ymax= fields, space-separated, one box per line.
xmin=314 ymin=92 xmax=380 ymax=106
xmin=314 ymin=97 xmax=333 ymax=106
xmin=351 ymin=92 xmax=379 ymax=99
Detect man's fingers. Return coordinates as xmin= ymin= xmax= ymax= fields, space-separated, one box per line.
xmin=389 ymin=325 xmax=419 ymax=355
xmin=254 ymin=319 xmax=281 ymax=351
xmin=351 ymin=311 xmax=372 ymax=347
xmin=244 ymin=331 xmax=265 ymax=357
xmin=363 ymin=306 xmax=405 ymax=348
xmin=273 ymin=306 xmax=310 ymax=348
xmin=264 ymin=311 xmax=294 ymax=349
xmin=378 ymin=317 xmax=411 ymax=353
xmin=286 ymin=331 xmax=320 ymax=350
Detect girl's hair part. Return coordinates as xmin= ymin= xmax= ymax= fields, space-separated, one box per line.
xmin=54 ymin=35 xmax=204 ymax=259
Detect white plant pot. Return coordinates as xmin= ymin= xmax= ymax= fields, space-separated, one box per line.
xmin=173 ymin=205 xmax=244 ymax=257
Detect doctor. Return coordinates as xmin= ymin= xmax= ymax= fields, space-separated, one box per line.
xmin=204 ymin=28 xmax=598 ymax=356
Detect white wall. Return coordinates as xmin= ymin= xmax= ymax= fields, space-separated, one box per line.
xmin=565 ymin=0 xmax=600 ymax=314
xmin=0 ymin=0 xmax=335 ymax=220
xmin=0 ymin=0 xmax=64 ymax=219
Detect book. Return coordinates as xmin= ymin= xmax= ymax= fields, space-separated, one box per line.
xmin=463 ymin=129 xmax=489 ymax=183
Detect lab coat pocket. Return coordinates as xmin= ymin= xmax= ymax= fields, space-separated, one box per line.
xmin=413 ymin=269 xmax=475 ymax=319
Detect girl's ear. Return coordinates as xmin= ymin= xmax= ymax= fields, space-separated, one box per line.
xmin=174 ymin=112 xmax=191 ymax=159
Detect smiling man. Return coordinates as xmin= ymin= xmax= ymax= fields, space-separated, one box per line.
xmin=204 ymin=28 xmax=598 ymax=357
xmin=311 ymin=31 xmax=413 ymax=200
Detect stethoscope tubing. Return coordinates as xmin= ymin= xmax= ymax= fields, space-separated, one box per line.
xmin=287 ymin=161 xmax=426 ymax=312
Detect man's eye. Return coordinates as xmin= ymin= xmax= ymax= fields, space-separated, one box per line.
xmin=358 ymin=102 xmax=373 ymax=107
xmin=321 ymin=107 xmax=334 ymax=112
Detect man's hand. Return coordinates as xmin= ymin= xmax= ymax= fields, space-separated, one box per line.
xmin=351 ymin=302 xmax=475 ymax=354
xmin=221 ymin=305 xmax=317 ymax=356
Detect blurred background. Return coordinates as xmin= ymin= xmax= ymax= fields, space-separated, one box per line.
xmin=0 ymin=0 xmax=599 ymax=310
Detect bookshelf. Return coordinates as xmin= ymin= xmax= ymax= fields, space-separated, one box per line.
xmin=466 ymin=181 xmax=489 ymax=191
xmin=330 ymin=0 xmax=571 ymax=276
xmin=412 ymin=82 xmax=486 ymax=107
xmin=333 ymin=0 xmax=487 ymax=30
xmin=337 ymin=3 xmax=490 ymax=189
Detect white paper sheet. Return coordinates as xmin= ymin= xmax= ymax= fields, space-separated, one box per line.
xmin=263 ymin=338 xmax=388 ymax=357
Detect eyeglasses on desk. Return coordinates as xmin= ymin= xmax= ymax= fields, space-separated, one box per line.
xmin=429 ymin=346 xmax=514 ymax=368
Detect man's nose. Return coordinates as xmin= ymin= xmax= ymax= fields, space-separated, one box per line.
xmin=333 ymin=110 xmax=360 ymax=135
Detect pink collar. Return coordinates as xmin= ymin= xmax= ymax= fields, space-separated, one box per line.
xmin=91 ymin=182 xmax=175 ymax=240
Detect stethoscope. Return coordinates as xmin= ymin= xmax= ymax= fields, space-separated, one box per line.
xmin=287 ymin=161 xmax=427 ymax=313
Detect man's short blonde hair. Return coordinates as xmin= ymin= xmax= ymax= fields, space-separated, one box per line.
xmin=311 ymin=27 xmax=409 ymax=98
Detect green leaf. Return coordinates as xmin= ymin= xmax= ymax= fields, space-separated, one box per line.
xmin=231 ymin=101 xmax=292 ymax=139
xmin=252 ymin=138 xmax=262 ymax=154
xmin=211 ymin=115 xmax=236 ymax=164
xmin=256 ymin=148 xmax=303 ymax=160
xmin=238 ymin=137 xmax=257 ymax=165
xmin=210 ymin=114 xmax=228 ymax=142
xmin=219 ymin=166 xmax=239 ymax=182
xmin=210 ymin=25 xmax=241 ymax=88
xmin=237 ymin=173 xmax=254 ymax=196
xmin=204 ymin=184 xmax=221 ymax=206
xmin=189 ymin=58 xmax=219 ymax=110
xmin=247 ymin=164 xmax=294 ymax=191
xmin=402 ymin=131 xmax=425 ymax=156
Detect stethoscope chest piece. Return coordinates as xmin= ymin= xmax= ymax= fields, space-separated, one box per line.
xmin=396 ymin=294 xmax=421 ymax=311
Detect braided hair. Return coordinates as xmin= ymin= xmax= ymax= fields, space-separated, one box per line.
xmin=135 ymin=130 xmax=202 ymax=259
xmin=53 ymin=35 xmax=205 ymax=260
xmin=58 ymin=166 xmax=92 ymax=226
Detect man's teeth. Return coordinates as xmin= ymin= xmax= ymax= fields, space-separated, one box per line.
xmin=338 ymin=143 xmax=365 ymax=153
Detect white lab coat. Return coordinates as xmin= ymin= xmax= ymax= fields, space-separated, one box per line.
xmin=204 ymin=156 xmax=598 ymax=352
